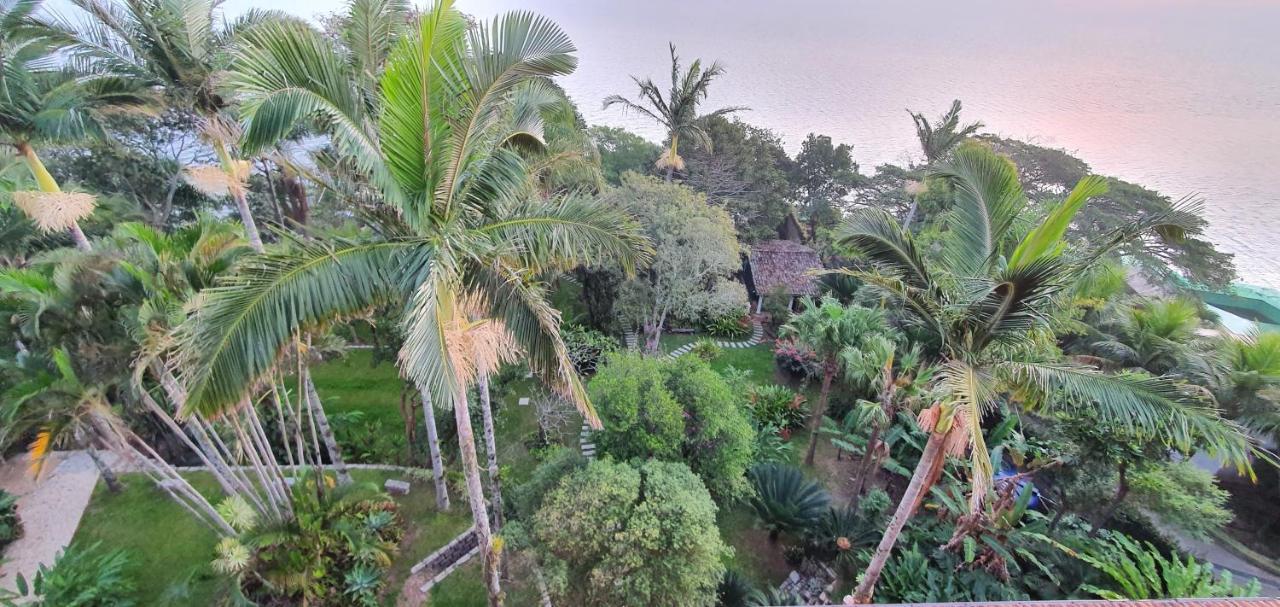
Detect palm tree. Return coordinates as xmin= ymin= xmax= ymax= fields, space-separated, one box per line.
xmin=0 ymin=0 xmax=153 ymax=250
xmin=781 ymin=299 xmax=894 ymax=466
xmin=46 ymin=0 xmax=293 ymax=251
xmin=603 ymin=43 xmax=744 ymax=182
xmin=179 ymin=4 xmax=648 ymax=604
xmin=908 ymin=99 xmax=983 ymax=165
xmin=835 ymin=144 xmax=1257 ymax=603
xmin=1090 ymin=297 xmax=1204 ymax=375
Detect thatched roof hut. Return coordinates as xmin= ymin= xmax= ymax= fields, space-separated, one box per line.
xmin=747 ymin=239 xmax=822 ymax=311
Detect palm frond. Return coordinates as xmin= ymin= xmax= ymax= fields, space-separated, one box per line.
xmin=932 ymin=143 xmax=1025 ymax=277
xmin=176 ymin=236 xmax=430 ymax=417
xmin=1009 ymin=175 xmax=1108 ymax=268
xmin=1001 ymin=361 xmax=1259 ymax=477
xmin=476 ymin=193 xmax=651 ymax=275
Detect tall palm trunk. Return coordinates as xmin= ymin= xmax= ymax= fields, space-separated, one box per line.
xmin=454 ymin=389 xmax=503 ymax=607
xmin=804 ymin=359 xmax=838 ymax=466
xmin=85 ymin=444 xmax=122 ymax=493
xmin=849 ymin=431 xmax=946 ymax=604
xmin=303 ymin=366 xmax=352 ymax=485
xmin=17 ymin=143 xmax=92 ymax=251
xmin=212 ymin=140 xmax=266 ymax=252
xmin=478 ymin=375 xmax=504 ymax=531
xmin=419 ymin=386 xmax=450 ymax=511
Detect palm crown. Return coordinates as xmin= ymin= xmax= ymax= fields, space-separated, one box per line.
xmin=603 ymin=43 xmax=744 ymax=177
xmin=178 ymin=0 xmax=650 ymax=423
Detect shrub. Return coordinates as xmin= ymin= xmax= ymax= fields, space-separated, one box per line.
xmin=7 ymin=542 xmax=136 ymax=606
xmin=0 ymin=489 xmax=20 ymax=553
xmin=532 ymin=460 xmax=728 ymax=607
xmin=1080 ymin=533 xmax=1260 ymax=599
xmin=706 ymin=313 xmax=751 ymax=339
xmin=214 ymin=474 xmax=405 ymax=605
xmin=773 ymin=337 xmax=819 ymax=378
xmin=716 ymin=570 xmax=756 ymax=607
xmin=807 ymin=506 xmax=880 ymax=567
xmin=591 ymin=353 xmax=756 ymax=501
xmin=562 ymin=324 xmax=619 ymax=375
xmin=747 ymin=384 xmax=807 ymax=430
xmin=762 ymin=285 xmax=793 ymax=326
xmin=329 ymin=411 xmax=407 ymax=465
xmin=690 ymin=339 xmax=723 ymax=361
xmin=746 ymin=463 xmax=830 ymax=541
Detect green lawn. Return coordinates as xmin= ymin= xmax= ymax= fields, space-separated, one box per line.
xmin=718 ymin=504 xmax=793 ymax=589
xmin=71 ymin=469 xmax=469 ymax=606
xmin=307 ymin=349 xmax=406 ymax=429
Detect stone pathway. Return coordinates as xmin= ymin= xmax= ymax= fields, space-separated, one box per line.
xmin=664 ymin=318 xmax=765 ymax=360
xmin=0 ymin=451 xmax=104 ymax=594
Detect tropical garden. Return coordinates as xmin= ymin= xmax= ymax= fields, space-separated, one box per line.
xmin=0 ymin=0 xmax=1277 ymax=605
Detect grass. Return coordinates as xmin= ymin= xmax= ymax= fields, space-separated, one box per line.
xmin=307 ymin=349 xmax=406 ymax=429
xmin=70 ymin=469 xmax=471 ymax=606
xmin=719 ymin=504 xmax=794 ymax=590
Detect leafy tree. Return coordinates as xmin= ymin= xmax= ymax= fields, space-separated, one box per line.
xmin=746 ymin=463 xmax=830 ymax=541
xmin=590 ymin=354 xmax=755 ymax=500
xmin=603 ymin=43 xmax=744 ymax=182
xmin=790 ymin=133 xmax=863 ymax=238
xmin=834 ymin=143 xmax=1256 ymax=603
xmin=588 ymin=125 xmax=660 ymax=185
xmin=781 ymin=298 xmax=896 ymax=465
xmin=181 ymin=5 xmax=648 ymax=603
xmin=909 ymin=99 xmax=983 ymax=165
xmin=532 ymin=459 xmax=728 ymax=607
xmin=682 ymin=116 xmax=793 ymax=242
xmin=609 ymin=174 xmax=744 ymax=352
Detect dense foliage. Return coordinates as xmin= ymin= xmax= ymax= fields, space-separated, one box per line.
xmin=531 ymin=459 xmax=728 ymax=607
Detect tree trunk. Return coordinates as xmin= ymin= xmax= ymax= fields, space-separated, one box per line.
xmin=419 ymin=386 xmax=450 ymax=511
xmin=478 ymin=375 xmax=505 ymax=531
xmin=664 ymin=163 xmax=674 ymax=183
xmin=233 ymin=189 xmax=265 ymax=253
xmin=643 ymin=320 xmax=662 ymax=355
xmin=303 ymin=367 xmax=352 ymax=485
xmin=1089 ymin=462 xmax=1130 ymax=537
xmin=903 ymin=198 xmax=919 ymax=230
xmin=849 ymin=422 xmax=882 ymax=507
xmin=804 ymin=361 xmax=837 ymax=466
xmin=848 ymin=431 xmax=946 ymax=604
xmin=17 ymin=143 xmax=92 ymax=251
xmin=455 ymin=390 xmax=503 ymax=607
xmin=85 ymin=445 xmax=122 ymax=493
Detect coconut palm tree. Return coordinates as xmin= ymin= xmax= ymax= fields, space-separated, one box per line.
xmin=603 ymin=43 xmax=744 ymax=182
xmin=781 ymin=299 xmax=895 ymax=466
xmin=908 ymin=99 xmax=983 ymax=165
xmin=0 ymin=0 xmax=154 ymax=250
xmin=835 ymin=143 xmax=1257 ymax=603
xmin=179 ymin=4 xmax=648 ymax=604
xmin=45 ymin=0 xmax=296 ymax=250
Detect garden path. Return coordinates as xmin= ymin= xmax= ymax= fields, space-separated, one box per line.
xmin=0 ymin=451 xmax=104 ymax=595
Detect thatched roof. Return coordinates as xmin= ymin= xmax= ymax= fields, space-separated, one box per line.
xmin=748 ymin=239 xmax=822 ymax=297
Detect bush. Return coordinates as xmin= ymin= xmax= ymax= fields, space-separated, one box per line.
xmin=746 ymin=463 xmax=830 ymax=541
xmin=591 ymin=353 xmax=756 ymax=501
xmin=214 ymin=474 xmax=405 ymax=606
xmin=773 ymin=337 xmax=819 ymax=378
xmin=0 ymin=489 xmax=20 ymax=553
xmin=690 ymin=339 xmax=723 ymax=361
xmin=747 ymin=384 xmax=807 ymax=430
xmin=329 ymin=411 xmax=407 ymax=465
xmin=7 ymin=542 xmax=136 ymax=606
xmin=1080 ymin=533 xmax=1260 ymax=599
xmin=762 ymin=285 xmax=793 ymax=326
xmin=562 ymin=324 xmax=619 ymax=375
xmin=706 ymin=313 xmax=751 ymax=339
xmin=532 ymin=460 xmax=728 ymax=607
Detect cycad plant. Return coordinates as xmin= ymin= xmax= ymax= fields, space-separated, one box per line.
xmin=746 ymin=463 xmax=830 ymax=542
xmin=603 ymin=43 xmax=744 ymax=182
xmin=180 ymin=3 xmax=648 ymax=604
xmin=0 ymin=0 xmax=154 ymax=250
xmin=835 ymin=143 xmax=1257 ymax=603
